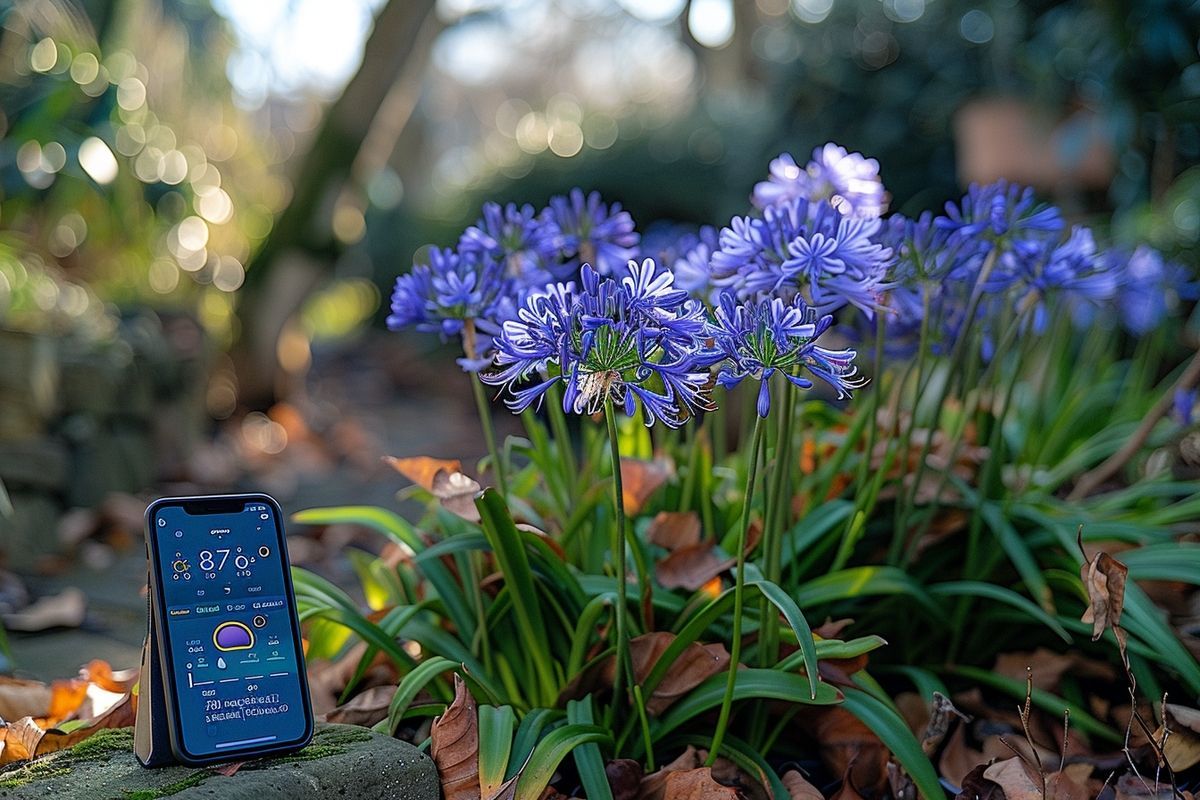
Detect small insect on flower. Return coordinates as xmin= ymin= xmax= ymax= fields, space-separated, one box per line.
xmin=482 ymin=259 xmax=718 ymax=428
xmin=710 ymin=289 xmax=866 ymax=417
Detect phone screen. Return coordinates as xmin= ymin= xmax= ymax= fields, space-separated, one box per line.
xmin=149 ymin=497 xmax=311 ymax=761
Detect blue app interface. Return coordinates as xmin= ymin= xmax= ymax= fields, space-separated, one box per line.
xmin=154 ymin=502 xmax=308 ymax=757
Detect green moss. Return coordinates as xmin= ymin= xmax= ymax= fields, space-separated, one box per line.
xmin=0 ymin=759 xmax=71 ymax=789
xmin=68 ymin=727 xmax=135 ymax=760
xmin=120 ymin=770 xmax=209 ymax=800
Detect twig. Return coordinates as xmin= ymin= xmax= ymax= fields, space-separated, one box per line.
xmin=1068 ymin=347 xmax=1200 ymax=501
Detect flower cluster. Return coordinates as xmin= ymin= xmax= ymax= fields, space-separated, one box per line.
xmin=482 ymin=259 xmax=716 ymax=427
xmin=708 ymin=199 xmax=894 ymax=315
xmin=753 ymin=143 xmax=888 ymax=219
xmin=710 ymin=291 xmax=865 ymax=417
xmin=387 ymin=190 xmax=639 ymax=371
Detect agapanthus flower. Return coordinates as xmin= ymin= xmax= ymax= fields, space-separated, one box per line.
xmin=1112 ymin=245 xmax=1197 ymax=335
xmin=458 ymin=201 xmax=563 ymax=288
xmin=547 ymin=188 xmax=639 ymax=277
xmin=670 ymin=225 xmax=720 ymax=298
xmin=387 ymin=247 xmax=515 ymax=370
xmin=710 ymin=290 xmax=865 ymax=417
xmin=483 ymin=258 xmax=715 ymax=427
xmin=710 ymin=199 xmax=894 ymax=315
xmin=753 ymin=144 xmax=888 ymax=218
xmin=992 ymin=225 xmax=1118 ymax=329
xmin=936 ymin=181 xmax=1063 ymax=252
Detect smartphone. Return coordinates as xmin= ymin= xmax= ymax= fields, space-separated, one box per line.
xmin=144 ymin=493 xmax=314 ymax=766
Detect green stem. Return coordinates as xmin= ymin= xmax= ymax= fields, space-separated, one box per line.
xmin=707 ymin=413 xmax=766 ymax=766
xmin=603 ymin=398 xmax=645 ymax=735
xmin=471 ymin=373 xmax=509 ymax=498
xmin=758 ymin=375 xmax=796 ymax=667
xmin=893 ymin=248 xmax=998 ymax=537
xmin=546 ymin=382 xmax=578 ymax=499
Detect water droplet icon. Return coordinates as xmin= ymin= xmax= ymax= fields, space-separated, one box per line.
xmin=217 ymin=657 xmax=227 ymax=670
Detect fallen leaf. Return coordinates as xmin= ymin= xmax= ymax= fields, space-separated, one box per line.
xmin=983 ymin=757 xmax=1041 ymax=800
xmin=994 ymin=649 xmax=1116 ymax=693
xmin=647 ymin=512 xmax=702 ymax=550
xmin=953 ymin=764 xmax=1004 ymax=800
xmin=919 ymin=692 xmax=970 ymax=756
xmin=82 ymin=660 xmax=139 ymax=694
xmin=212 ymin=761 xmax=246 ymax=777
xmin=813 ymin=619 xmax=854 ymax=639
xmin=46 ymin=680 xmax=88 ymax=723
xmin=325 ymin=684 xmax=397 ymax=727
xmin=806 ymin=708 xmax=888 ymax=794
xmin=621 ymin=458 xmax=673 ymax=515
xmin=0 ymin=678 xmax=52 ymax=721
xmin=386 ymin=456 xmax=463 ymax=491
xmin=432 ymin=469 xmax=483 ymax=523
xmin=1114 ymin=773 xmax=1176 ymax=800
xmin=1080 ymin=550 xmax=1129 ymax=641
xmin=939 ymin=725 xmax=987 ymax=789
xmin=640 ymin=746 xmax=703 ymax=800
xmin=662 ymin=769 xmax=740 ymax=800
xmin=780 ymin=770 xmax=823 ymax=800
xmin=562 ymin=633 xmax=730 ymax=715
xmin=830 ymin=761 xmax=865 ymax=800
xmin=1155 ymin=703 xmax=1200 ymax=771
xmin=656 ymin=544 xmax=735 ymax=592
xmin=431 ymin=675 xmax=481 ymax=800
xmin=607 ymin=758 xmax=644 ymax=800
xmin=705 ymin=751 xmax=769 ymax=800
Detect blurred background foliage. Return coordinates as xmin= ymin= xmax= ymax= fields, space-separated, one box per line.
xmin=1 ymin=0 xmax=1198 ymax=401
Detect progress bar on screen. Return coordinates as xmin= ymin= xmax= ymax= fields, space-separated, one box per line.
xmin=215 ymin=735 xmax=278 ymax=749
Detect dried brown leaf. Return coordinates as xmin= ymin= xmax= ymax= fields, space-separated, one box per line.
xmin=432 ymin=470 xmax=483 ymax=523
xmin=920 ymin=692 xmax=970 ymax=756
xmin=982 ymin=758 xmax=1041 ymax=800
xmin=563 ymin=634 xmax=729 ymax=716
xmin=325 ymin=684 xmax=396 ymax=727
xmin=806 ymin=708 xmax=888 ymax=794
xmin=620 ymin=458 xmax=673 ymax=515
xmin=607 ymin=758 xmax=644 ymax=800
xmin=640 ymin=746 xmax=703 ymax=800
xmin=939 ymin=725 xmax=987 ymax=789
xmin=953 ymin=764 xmax=1005 ymax=800
xmin=0 ymin=678 xmax=52 ymax=722
xmin=657 ymin=544 xmax=735 ymax=592
xmin=1155 ymin=703 xmax=1200 ymax=772
xmin=431 ymin=675 xmax=481 ymax=800
xmin=662 ymin=769 xmax=740 ymax=800
xmin=780 ymin=770 xmax=823 ymax=800
xmin=1080 ymin=550 xmax=1129 ymax=641
xmin=1114 ymin=773 xmax=1176 ymax=800
xmin=386 ymin=456 xmax=463 ymax=491
xmin=212 ymin=761 xmax=246 ymax=777
xmin=647 ymin=512 xmax=702 ymax=551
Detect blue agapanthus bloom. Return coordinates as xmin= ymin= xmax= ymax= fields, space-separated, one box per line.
xmin=753 ymin=143 xmax=887 ymax=219
xmin=387 ymin=247 xmax=515 ymax=370
xmin=547 ymin=188 xmax=640 ymax=278
xmin=936 ymin=181 xmax=1064 ymax=252
xmin=670 ymin=225 xmax=720 ymax=298
xmin=458 ymin=201 xmax=563 ymax=288
xmin=482 ymin=258 xmax=715 ymax=427
xmin=710 ymin=290 xmax=865 ymax=417
xmin=1112 ymin=245 xmax=1198 ymax=335
xmin=710 ymin=198 xmax=894 ymax=315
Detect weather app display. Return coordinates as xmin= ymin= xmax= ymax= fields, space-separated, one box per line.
xmin=154 ymin=502 xmax=308 ymax=757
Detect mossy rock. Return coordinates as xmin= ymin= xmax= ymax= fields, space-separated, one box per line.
xmin=0 ymin=723 xmax=438 ymax=800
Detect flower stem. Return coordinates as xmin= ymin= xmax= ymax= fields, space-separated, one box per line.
xmin=707 ymin=413 xmax=766 ymax=766
xmin=463 ymin=319 xmax=508 ymax=497
xmin=471 ymin=372 xmax=509 ymax=498
xmin=603 ymin=397 xmax=641 ymax=734
xmin=546 ymin=382 xmax=578 ymax=500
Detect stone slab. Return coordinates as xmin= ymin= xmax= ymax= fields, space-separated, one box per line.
xmin=0 ymin=723 xmax=438 ymax=800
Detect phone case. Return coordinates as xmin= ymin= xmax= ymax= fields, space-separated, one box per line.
xmin=135 ymin=573 xmax=176 ymax=767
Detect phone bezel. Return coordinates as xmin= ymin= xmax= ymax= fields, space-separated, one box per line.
xmin=145 ymin=493 xmax=314 ymax=766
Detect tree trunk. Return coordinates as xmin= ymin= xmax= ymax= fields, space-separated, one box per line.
xmin=233 ymin=0 xmax=438 ymax=408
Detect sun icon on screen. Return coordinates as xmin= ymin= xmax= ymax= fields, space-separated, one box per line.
xmin=172 ymin=559 xmax=191 ymax=574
